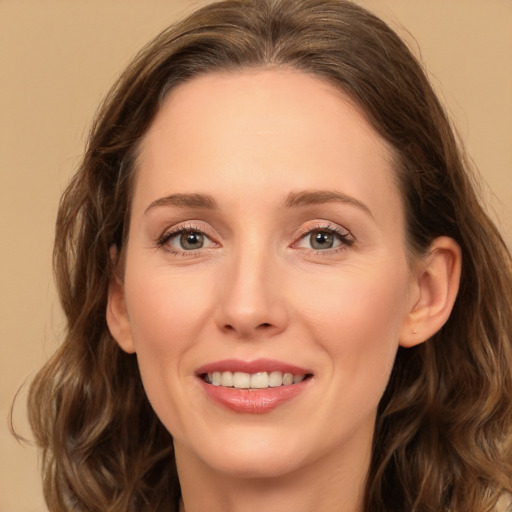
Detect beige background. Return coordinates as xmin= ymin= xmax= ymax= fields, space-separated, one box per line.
xmin=1 ymin=1 xmax=511 ymax=510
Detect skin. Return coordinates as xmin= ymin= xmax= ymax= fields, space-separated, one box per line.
xmin=107 ymin=69 xmax=461 ymax=512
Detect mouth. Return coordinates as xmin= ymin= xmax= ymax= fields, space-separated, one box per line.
xmin=196 ymin=359 xmax=313 ymax=413
xmin=201 ymin=371 xmax=311 ymax=389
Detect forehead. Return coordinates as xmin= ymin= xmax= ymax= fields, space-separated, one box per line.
xmin=133 ymin=69 xmax=402 ymax=226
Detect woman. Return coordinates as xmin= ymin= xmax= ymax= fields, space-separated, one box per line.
xmin=27 ymin=0 xmax=512 ymax=510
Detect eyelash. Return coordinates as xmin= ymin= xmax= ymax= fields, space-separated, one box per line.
xmin=293 ymin=222 xmax=354 ymax=255
xmin=156 ymin=223 xmax=219 ymax=257
xmin=156 ymin=222 xmax=354 ymax=256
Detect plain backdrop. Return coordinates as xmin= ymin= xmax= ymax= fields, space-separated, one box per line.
xmin=1 ymin=1 xmax=511 ymax=510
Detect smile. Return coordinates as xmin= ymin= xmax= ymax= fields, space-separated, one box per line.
xmin=196 ymin=359 xmax=313 ymax=413
xmin=203 ymin=371 xmax=307 ymax=389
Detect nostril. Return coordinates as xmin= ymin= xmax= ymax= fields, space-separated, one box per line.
xmin=220 ymin=321 xmax=278 ymax=335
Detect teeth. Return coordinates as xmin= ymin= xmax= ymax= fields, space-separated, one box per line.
xmin=283 ymin=372 xmax=294 ymax=386
xmin=268 ymin=371 xmax=283 ymax=387
xmin=205 ymin=371 xmax=307 ymax=388
xmin=221 ymin=371 xmax=234 ymax=387
xmin=250 ymin=372 xmax=268 ymax=389
xmin=233 ymin=372 xmax=251 ymax=389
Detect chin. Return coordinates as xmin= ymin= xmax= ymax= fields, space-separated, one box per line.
xmin=184 ymin=426 xmax=311 ymax=479
xmin=206 ymin=451 xmax=305 ymax=480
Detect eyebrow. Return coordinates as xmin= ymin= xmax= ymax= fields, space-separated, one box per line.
xmin=144 ymin=193 xmax=219 ymax=214
xmin=284 ymin=190 xmax=373 ymax=218
xmin=143 ymin=190 xmax=372 ymax=217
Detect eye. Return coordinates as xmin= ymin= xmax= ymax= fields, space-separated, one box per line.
xmin=309 ymin=230 xmax=338 ymax=250
xmin=158 ymin=227 xmax=217 ymax=252
xmin=178 ymin=231 xmax=205 ymax=250
xmin=295 ymin=225 xmax=353 ymax=251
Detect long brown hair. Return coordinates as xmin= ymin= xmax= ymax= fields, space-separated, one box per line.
xmin=27 ymin=0 xmax=512 ymax=510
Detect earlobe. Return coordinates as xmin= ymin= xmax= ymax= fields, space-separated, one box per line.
xmin=106 ymin=247 xmax=136 ymax=354
xmin=399 ymin=236 xmax=462 ymax=348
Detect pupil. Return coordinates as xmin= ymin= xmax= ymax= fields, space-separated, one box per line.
xmin=311 ymin=231 xmax=333 ymax=250
xmin=180 ymin=231 xmax=204 ymax=250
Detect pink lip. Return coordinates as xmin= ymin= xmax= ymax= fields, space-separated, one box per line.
xmin=196 ymin=359 xmax=313 ymax=414
xmin=195 ymin=358 xmax=311 ymax=375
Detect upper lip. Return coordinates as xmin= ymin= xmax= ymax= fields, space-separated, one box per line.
xmin=195 ymin=358 xmax=311 ymax=376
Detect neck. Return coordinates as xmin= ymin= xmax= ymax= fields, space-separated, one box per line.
xmin=175 ymin=433 xmax=372 ymax=512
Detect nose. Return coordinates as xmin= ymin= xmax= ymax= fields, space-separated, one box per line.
xmin=214 ymin=245 xmax=288 ymax=340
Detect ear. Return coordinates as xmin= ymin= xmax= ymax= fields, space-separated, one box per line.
xmin=399 ymin=236 xmax=462 ymax=348
xmin=106 ymin=246 xmax=136 ymax=354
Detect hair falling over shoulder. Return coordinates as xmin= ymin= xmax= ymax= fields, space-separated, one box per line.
xmin=26 ymin=1 xmax=512 ymax=510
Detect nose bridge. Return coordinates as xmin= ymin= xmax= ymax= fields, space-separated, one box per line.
xmin=216 ymin=233 xmax=286 ymax=337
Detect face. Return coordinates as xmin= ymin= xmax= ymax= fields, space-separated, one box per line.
xmin=110 ymin=69 xmax=420 ymax=480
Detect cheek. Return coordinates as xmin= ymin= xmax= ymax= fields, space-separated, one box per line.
xmin=299 ymin=264 xmax=409 ymax=396
xmin=122 ymin=267 xmax=214 ymax=417
xmin=121 ymin=265 xmax=222 ymax=443
xmin=124 ymin=269 xmax=211 ymax=355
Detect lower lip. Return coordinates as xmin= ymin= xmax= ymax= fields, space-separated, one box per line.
xmin=199 ymin=378 xmax=311 ymax=414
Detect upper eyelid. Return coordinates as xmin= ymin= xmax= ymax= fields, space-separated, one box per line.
xmin=294 ymin=221 xmax=353 ymax=239
xmin=156 ymin=222 xmax=218 ymax=245
xmin=159 ymin=220 xmax=215 ymax=235
xmin=292 ymin=221 xmax=355 ymax=250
